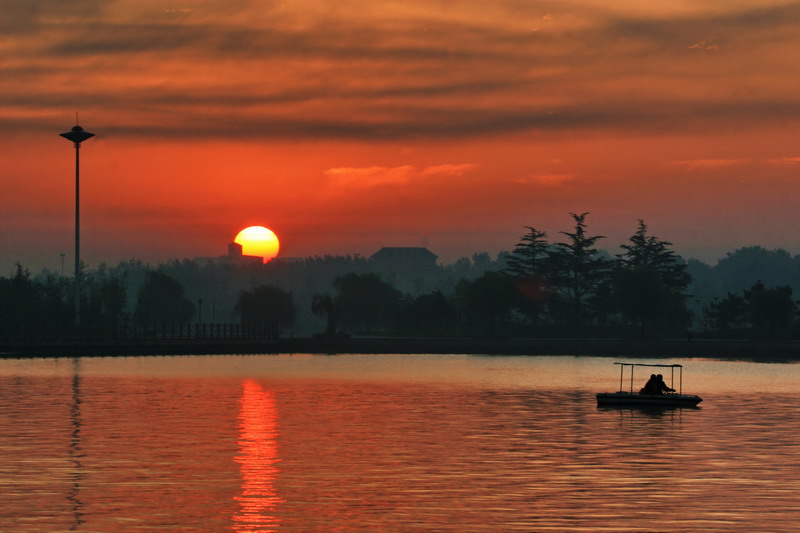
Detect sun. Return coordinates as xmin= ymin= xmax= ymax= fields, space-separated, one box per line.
xmin=234 ymin=226 xmax=280 ymax=263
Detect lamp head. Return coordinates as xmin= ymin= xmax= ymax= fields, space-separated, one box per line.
xmin=60 ymin=125 xmax=95 ymax=144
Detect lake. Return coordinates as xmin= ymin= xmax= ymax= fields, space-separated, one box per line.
xmin=1 ymin=354 xmax=799 ymax=532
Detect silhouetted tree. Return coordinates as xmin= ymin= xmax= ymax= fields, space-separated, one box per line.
xmin=715 ymin=247 xmax=800 ymax=293
xmin=615 ymin=220 xmax=691 ymax=334
xmin=0 ymin=263 xmax=40 ymax=326
xmin=456 ymin=271 xmax=517 ymax=335
xmin=505 ymin=227 xmax=554 ymax=326
xmin=687 ymin=247 xmax=800 ymax=319
xmin=334 ymin=273 xmax=402 ymax=333
xmin=135 ymin=271 xmax=194 ymax=324
xmin=703 ymin=292 xmax=749 ymax=334
xmin=744 ymin=281 xmax=796 ymax=339
xmin=236 ymin=285 xmax=295 ymax=334
xmin=619 ymin=220 xmax=691 ymax=289
xmin=549 ymin=213 xmax=610 ymax=329
xmin=36 ymin=274 xmax=72 ymax=326
xmin=311 ymin=293 xmax=337 ymax=335
xmin=99 ymin=278 xmax=127 ymax=331
xmin=471 ymin=252 xmax=493 ymax=275
xmin=614 ymin=267 xmax=672 ymax=335
xmin=506 ymin=227 xmax=550 ymax=278
xmin=404 ymin=291 xmax=456 ymax=337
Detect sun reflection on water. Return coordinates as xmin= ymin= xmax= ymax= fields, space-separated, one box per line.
xmin=233 ymin=379 xmax=283 ymax=531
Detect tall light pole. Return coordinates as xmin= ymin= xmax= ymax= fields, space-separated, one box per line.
xmin=60 ymin=124 xmax=95 ymax=326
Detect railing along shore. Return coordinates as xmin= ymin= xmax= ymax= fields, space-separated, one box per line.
xmin=1 ymin=332 xmax=799 ymax=361
xmin=0 ymin=322 xmax=280 ymax=343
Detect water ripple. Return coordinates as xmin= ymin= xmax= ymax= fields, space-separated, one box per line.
xmin=1 ymin=355 xmax=799 ymax=531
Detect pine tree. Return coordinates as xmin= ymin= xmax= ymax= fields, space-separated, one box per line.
xmin=618 ymin=220 xmax=690 ymax=291
xmin=549 ymin=213 xmax=610 ymax=329
xmin=615 ymin=220 xmax=691 ymax=334
xmin=505 ymin=227 xmax=550 ymax=279
xmin=504 ymin=227 xmax=553 ymax=327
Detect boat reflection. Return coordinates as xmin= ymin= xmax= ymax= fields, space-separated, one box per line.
xmin=597 ymin=403 xmax=701 ymax=413
xmin=233 ymin=379 xmax=284 ymax=531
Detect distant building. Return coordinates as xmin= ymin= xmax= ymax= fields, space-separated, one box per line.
xmin=224 ymin=242 xmax=263 ymax=265
xmin=370 ymin=247 xmax=438 ymax=274
xmin=196 ymin=242 xmax=263 ymax=265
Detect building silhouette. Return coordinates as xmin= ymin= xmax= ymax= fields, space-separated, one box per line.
xmin=371 ymin=247 xmax=438 ymax=274
xmin=369 ymin=247 xmax=440 ymax=293
xmin=225 ymin=242 xmax=263 ymax=265
xmin=197 ymin=242 xmax=263 ymax=265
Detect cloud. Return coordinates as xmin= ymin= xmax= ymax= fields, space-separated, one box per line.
xmin=516 ymin=173 xmax=575 ymax=186
xmin=0 ymin=0 xmax=108 ymax=33
xmin=420 ymin=164 xmax=477 ymax=177
xmin=6 ymin=1 xmax=800 ymax=141
xmin=765 ymin=156 xmax=800 ymax=166
xmin=670 ymin=156 xmax=800 ymax=171
xmin=325 ymin=165 xmax=416 ymax=188
xmin=325 ymin=163 xmax=476 ymax=189
xmin=669 ymin=158 xmax=752 ymax=171
xmin=688 ymin=38 xmax=718 ymax=53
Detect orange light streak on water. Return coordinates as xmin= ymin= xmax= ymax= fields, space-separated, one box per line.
xmin=233 ymin=379 xmax=284 ymax=531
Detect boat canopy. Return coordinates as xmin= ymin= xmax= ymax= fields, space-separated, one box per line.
xmin=612 ymin=362 xmax=685 ymax=394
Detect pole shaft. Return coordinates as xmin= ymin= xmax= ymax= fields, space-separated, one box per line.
xmin=74 ymin=143 xmax=81 ymax=327
xmin=630 ymin=366 xmax=634 ymax=393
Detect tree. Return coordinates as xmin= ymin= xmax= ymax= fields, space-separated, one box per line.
xmin=333 ymin=273 xmax=402 ymax=333
xmin=456 ymin=271 xmax=517 ymax=335
xmin=715 ymin=247 xmax=799 ymax=293
xmin=236 ymin=285 xmax=295 ymax=334
xmin=505 ymin=227 xmax=551 ymax=279
xmin=703 ymin=292 xmax=749 ymax=334
xmin=0 ymin=263 xmax=39 ymax=326
xmin=135 ymin=271 xmax=195 ymax=324
xmin=80 ymin=273 xmax=127 ymax=329
xmin=404 ymin=291 xmax=456 ymax=337
xmin=471 ymin=252 xmax=493 ymax=274
xmin=35 ymin=274 xmax=72 ymax=326
xmin=618 ymin=220 xmax=690 ymax=292
xmin=504 ymin=227 xmax=554 ymax=326
xmin=549 ymin=213 xmax=610 ymax=329
xmin=615 ymin=220 xmax=691 ymax=334
xmin=99 ymin=278 xmax=127 ymax=332
xmin=613 ymin=267 xmax=674 ymax=334
xmin=744 ymin=281 xmax=796 ymax=339
xmin=311 ymin=293 xmax=337 ymax=335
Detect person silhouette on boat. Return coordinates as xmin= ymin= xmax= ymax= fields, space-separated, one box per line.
xmin=640 ymin=373 xmax=676 ymax=395
xmin=654 ymin=374 xmax=675 ymax=394
xmin=640 ymin=374 xmax=658 ymax=395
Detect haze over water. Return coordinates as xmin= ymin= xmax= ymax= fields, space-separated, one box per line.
xmin=1 ymin=354 xmax=799 ymax=531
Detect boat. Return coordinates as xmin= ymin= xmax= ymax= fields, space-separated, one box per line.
xmin=596 ymin=362 xmax=703 ymax=407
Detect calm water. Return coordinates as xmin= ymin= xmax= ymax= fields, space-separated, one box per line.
xmin=1 ymin=354 xmax=799 ymax=532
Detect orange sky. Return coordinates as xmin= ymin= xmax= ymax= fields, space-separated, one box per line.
xmin=2 ymin=0 xmax=800 ymax=272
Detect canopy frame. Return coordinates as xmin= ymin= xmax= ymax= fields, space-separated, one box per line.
xmin=613 ymin=362 xmax=683 ymax=394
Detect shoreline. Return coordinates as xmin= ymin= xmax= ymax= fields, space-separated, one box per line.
xmin=2 ymin=337 xmax=800 ymax=362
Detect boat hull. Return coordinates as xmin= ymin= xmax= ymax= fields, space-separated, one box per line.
xmin=596 ymin=392 xmax=703 ymax=407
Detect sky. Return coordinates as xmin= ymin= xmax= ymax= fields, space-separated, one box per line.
xmin=3 ymin=0 xmax=800 ymax=273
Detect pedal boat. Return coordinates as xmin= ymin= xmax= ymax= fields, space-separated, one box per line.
xmin=596 ymin=362 xmax=702 ymax=407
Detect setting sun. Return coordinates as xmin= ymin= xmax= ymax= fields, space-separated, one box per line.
xmin=235 ymin=226 xmax=280 ymax=263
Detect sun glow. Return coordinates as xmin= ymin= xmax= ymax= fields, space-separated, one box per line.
xmin=235 ymin=226 xmax=280 ymax=262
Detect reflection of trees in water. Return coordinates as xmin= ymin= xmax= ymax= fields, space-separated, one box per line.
xmin=233 ymin=379 xmax=283 ymax=532
xmin=67 ymin=357 xmax=85 ymax=530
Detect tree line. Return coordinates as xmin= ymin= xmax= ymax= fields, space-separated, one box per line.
xmin=2 ymin=213 xmax=798 ymax=340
